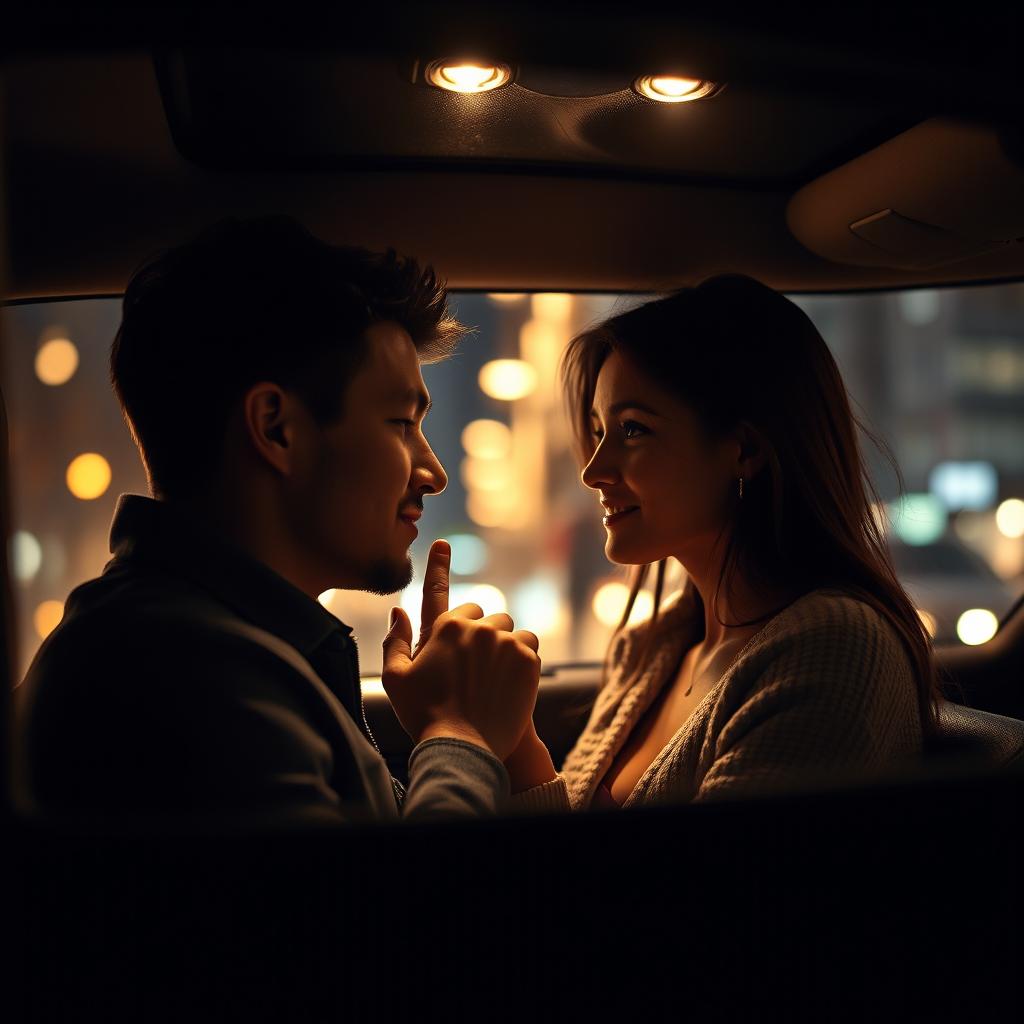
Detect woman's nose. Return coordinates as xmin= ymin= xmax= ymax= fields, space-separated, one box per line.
xmin=581 ymin=441 xmax=619 ymax=491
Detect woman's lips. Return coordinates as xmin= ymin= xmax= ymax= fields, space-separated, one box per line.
xmin=603 ymin=507 xmax=639 ymax=527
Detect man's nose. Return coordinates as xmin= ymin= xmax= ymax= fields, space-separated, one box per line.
xmin=414 ymin=440 xmax=448 ymax=496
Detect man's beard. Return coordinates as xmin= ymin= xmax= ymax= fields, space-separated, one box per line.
xmin=359 ymin=554 xmax=414 ymax=596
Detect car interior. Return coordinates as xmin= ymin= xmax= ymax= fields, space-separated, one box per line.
xmin=4 ymin=7 xmax=1024 ymax=1019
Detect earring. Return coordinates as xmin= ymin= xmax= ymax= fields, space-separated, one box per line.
xmin=738 ymin=476 xmax=744 ymax=500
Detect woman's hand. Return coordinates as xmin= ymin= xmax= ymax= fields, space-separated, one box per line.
xmin=504 ymin=718 xmax=558 ymax=794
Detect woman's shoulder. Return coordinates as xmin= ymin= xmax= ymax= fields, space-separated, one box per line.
xmin=744 ymin=586 xmax=914 ymax=680
xmin=774 ymin=586 xmax=900 ymax=635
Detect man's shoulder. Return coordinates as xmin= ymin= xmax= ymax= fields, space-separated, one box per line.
xmin=23 ymin=563 xmax=297 ymax=697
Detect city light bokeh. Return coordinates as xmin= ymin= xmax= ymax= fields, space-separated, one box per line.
xmin=66 ymin=453 xmax=113 ymax=501
xmin=33 ymin=600 xmax=64 ymax=641
xmin=34 ymin=337 xmax=79 ymax=386
xmin=4 ymin=285 xmax=1024 ymax=680
xmin=956 ymin=608 xmax=999 ymax=646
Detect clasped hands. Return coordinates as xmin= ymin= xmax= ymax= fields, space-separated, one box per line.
xmin=381 ymin=539 xmax=557 ymax=793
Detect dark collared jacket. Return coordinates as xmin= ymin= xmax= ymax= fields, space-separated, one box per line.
xmin=15 ymin=495 xmax=508 ymax=826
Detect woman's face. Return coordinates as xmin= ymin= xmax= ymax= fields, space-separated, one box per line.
xmin=582 ymin=350 xmax=741 ymax=566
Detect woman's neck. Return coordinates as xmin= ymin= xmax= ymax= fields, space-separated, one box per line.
xmin=675 ymin=543 xmax=796 ymax=649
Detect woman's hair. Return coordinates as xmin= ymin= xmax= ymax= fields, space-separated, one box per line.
xmin=560 ymin=275 xmax=940 ymax=736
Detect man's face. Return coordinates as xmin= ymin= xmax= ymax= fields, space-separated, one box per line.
xmin=287 ymin=321 xmax=447 ymax=595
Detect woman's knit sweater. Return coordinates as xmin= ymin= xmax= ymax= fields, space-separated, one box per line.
xmin=513 ymin=586 xmax=924 ymax=813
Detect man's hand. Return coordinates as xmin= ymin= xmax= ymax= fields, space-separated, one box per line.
xmin=381 ymin=539 xmax=542 ymax=761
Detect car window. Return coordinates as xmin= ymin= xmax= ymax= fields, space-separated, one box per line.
xmin=887 ymin=539 xmax=1000 ymax=580
xmin=4 ymin=284 xmax=1024 ymax=679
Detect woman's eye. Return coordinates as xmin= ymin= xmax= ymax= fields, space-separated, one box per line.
xmin=621 ymin=420 xmax=648 ymax=439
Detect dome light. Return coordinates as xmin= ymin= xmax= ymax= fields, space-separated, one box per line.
xmin=634 ymin=75 xmax=721 ymax=103
xmin=425 ymin=60 xmax=513 ymax=94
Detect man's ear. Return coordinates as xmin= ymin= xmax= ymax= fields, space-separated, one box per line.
xmin=241 ymin=382 xmax=296 ymax=477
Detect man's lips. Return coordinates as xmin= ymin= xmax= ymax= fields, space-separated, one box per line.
xmin=398 ymin=507 xmax=422 ymax=526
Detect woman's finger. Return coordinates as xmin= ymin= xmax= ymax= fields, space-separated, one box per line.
xmin=513 ymin=629 xmax=540 ymax=653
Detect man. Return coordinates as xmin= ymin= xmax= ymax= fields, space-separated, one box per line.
xmin=15 ymin=216 xmax=551 ymax=825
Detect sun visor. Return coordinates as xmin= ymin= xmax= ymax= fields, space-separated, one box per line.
xmin=786 ymin=119 xmax=1024 ymax=270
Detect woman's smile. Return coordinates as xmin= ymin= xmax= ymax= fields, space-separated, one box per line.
xmin=601 ymin=502 xmax=640 ymax=527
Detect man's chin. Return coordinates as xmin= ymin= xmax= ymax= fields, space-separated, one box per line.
xmin=359 ymin=555 xmax=414 ymax=596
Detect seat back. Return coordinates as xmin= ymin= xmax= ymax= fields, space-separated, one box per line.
xmin=928 ymin=700 xmax=1024 ymax=769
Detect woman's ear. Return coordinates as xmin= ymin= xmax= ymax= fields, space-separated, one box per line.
xmin=734 ymin=420 xmax=769 ymax=479
xmin=241 ymin=382 xmax=294 ymax=476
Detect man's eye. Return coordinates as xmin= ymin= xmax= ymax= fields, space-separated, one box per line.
xmin=621 ymin=420 xmax=648 ymax=439
xmin=391 ymin=419 xmax=415 ymax=431
xmin=591 ymin=427 xmax=604 ymax=440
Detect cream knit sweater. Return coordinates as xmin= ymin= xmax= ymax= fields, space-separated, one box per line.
xmin=512 ymin=586 xmax=924 ymax=813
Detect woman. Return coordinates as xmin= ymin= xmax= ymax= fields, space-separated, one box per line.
xmin=506 ymin=275 xmax=937 ymax=812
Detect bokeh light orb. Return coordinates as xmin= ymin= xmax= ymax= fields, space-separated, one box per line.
xmin=995 ymin=498 xmax=1024 ymax=539
xmin=916 ymin=608 xmax=938 ymax=638
xmin=11 ymin=530 xmax=43 ymax=583
xmin=592 ymin=582 xmax=656 ymax=627
xmin=461 ymin=419 xmax=512 ymax=459
xmin=33 ymin=599 xmax=64 ymax=640
xmin=460 ymin=456 xmax=513 ymax=491
xmin=888 ymin=494 xmax=947 ymax=546
xmin=531 ymin=293 xmax=573 ymax=321
xmin=34 ymin=337 xmax=79 ymax=386
xmin=478 ymin=359 xmax=538 ymax=401
xmin=66 ymin=453 xmax=112 ymax=500
xmin=511 ymin=576 xmax=564 ymax=637
xmin=448 ymin=534 xmax=489 ymax=576
xmin=450 ymin=583 xmax=508 ymax=616
xmin=956 ymin=608 xmax=998 ymax=646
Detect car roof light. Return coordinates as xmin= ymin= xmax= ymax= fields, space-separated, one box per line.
xmin=425 ymin=61 xmax=513 ymax=94
xmin=633 ymin=75 xmax=721 ymax=103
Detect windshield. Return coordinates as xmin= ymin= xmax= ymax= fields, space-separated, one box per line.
xmin=5 ymin=284 xmax=1024 ymax=677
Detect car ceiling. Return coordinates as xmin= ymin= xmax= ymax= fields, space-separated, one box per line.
xmin=3 ymin=5 xmax=1024 ymax=297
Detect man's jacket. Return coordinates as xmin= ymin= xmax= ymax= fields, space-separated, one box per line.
xmin=15 ymin=494 xmax=508 ymax=827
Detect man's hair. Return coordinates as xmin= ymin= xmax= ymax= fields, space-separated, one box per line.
xmin=111 ymin=216 xmax=466 ymax=499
